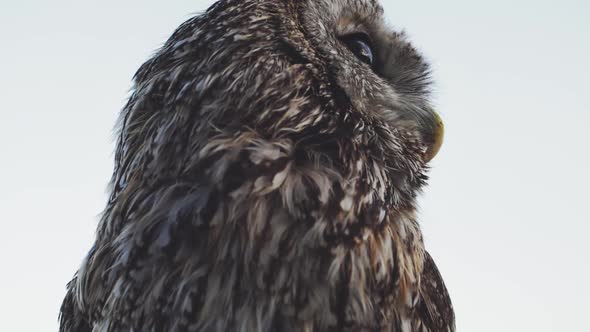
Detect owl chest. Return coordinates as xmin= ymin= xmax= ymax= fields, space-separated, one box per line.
xmin=205 ymin=160 xmax=423 ymax=330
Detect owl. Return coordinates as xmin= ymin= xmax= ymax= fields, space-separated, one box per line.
xmin=59 ymin=0 xmax=454 ymax=331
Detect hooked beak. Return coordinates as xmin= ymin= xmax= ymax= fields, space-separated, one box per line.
xmin=423 ymin=111 xmax=444 ymax=162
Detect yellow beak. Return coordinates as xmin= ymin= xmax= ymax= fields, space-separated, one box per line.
xmin=424 ymin=112 xmax=444 ymax=162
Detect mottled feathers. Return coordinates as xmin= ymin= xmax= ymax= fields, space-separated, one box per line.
xmin=60 ymin=0 xmax=454 ymax=331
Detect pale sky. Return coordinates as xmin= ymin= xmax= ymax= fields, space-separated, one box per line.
xmin=1 ymin=1 xmax=589 ymax=331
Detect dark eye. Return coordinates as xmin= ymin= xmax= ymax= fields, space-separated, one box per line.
xmin=339 ymin=33 xmax=375 ymax=67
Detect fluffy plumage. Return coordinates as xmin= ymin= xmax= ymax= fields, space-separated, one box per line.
xmin=60 ymin=0 xmax=454 ymax=330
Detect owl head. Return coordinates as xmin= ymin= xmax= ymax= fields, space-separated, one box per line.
xmin=110 ymin=0 xmax=442 ymax=233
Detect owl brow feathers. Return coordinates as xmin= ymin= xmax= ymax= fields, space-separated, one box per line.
xmin=59 ymin=0 xmax=455 ymax=331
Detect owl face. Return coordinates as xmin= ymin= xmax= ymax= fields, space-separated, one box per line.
xmin=302 ymin=0 xmax=443 ymax=162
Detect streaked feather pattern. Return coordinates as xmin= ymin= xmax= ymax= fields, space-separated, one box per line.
xmin=60 ymin=0 xmax=455 ymax=331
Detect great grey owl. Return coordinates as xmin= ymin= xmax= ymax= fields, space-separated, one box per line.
xmin=59 ymin=0 xmax=454 ymax=331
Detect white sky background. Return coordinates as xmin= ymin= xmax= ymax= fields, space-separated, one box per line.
xmin=0 ymin=0 xmax=588 ymax=331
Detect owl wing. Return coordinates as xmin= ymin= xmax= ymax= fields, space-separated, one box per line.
xmin=59 ymin=275 xmax=92 ymax=332
xmin=415 ymin=251 xmax=456 ymax=332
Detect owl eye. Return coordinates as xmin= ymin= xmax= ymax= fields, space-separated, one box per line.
xmin=339 ymin=33 xmax=375 ymax=67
